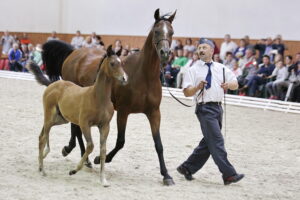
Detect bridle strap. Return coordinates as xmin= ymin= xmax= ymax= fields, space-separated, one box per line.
xmin=155 ymin=38 xmax=171 ymax=47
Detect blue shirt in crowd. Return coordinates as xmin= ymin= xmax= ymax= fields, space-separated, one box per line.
xmin=8 ymin=49 xmax=22 ymax=62
xmin=257 ymin=64 xmax=275 ymax=77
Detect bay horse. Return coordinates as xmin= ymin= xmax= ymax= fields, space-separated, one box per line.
xmin=32 ymin=45 xmax=127 ymax=187
xmin=31 ymin=9 xmax=176 ymax=185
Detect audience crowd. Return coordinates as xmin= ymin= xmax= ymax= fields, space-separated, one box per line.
xmin=1 ymin=30 xmax=300 ymax=102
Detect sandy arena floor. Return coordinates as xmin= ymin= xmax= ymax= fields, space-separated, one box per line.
xmin=0 ymin=77 xmax=299 ymax=200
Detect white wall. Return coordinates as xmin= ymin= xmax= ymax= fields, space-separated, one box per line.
xmin=1 ymin=0 xmax=300 ymax=40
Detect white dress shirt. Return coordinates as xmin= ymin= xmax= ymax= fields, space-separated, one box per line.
xmin=71 ymin=36 xmax=84 ymax=49
xmin=182 ymin=60 xmax=237 ymax=103
xmin=220 ymin=41 xmax=238 ymax=60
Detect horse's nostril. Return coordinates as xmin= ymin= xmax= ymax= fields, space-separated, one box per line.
xmin=160 ymin=49 xmax=164 ymax=55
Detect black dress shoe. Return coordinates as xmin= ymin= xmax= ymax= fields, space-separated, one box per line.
xmin=177 ymin=165 xmax=194 ymax=181
xmin=224 ymin=173 xmax=245 ymax=185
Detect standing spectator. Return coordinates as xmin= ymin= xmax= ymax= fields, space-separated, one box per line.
xmin=113 ymin=39 xmax=123 ymax=54
xmin=71 ymin=30 xmax=84 ymax=49
xmin=8 ymin=43 xmax=23 ymax=71
xmin=47 ymin=31 xmax=59 ymax=41
xmin=244 ymin=35 xmax=253 ymax=49
xmin=220 ymin=34 xmax=238 ymax=60
xmin=1 ymin=31 xmax=14 ymax=55
xmin=272 ymin=35 xmax=286 ymax=57
xmin=20 ymin=33 xmax=31 ymax=46
xmin=263 ymin=37 xmax=273 ymax=58
xmin=265 ymin=60 xmax=288 ymax=99
xmin=82 ymin=36 xmax=94 ymax=48
xmin=223 ymin=52 xmax=236 ymax=70
xmin=183 ymin=38 xmax=196 ymax=53
xmin=243 ymin=55 xmax=275 ymax=97
xmin=234 ymin=39 xmax=247 ymax=58
xmin=254 ymin=38 xmax=266 ymax=64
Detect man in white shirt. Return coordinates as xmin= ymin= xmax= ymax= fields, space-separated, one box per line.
xmin=71 ymin=30 xmax=84 ymax=49
xmin=220 ymin=34 xmax=238 ymax=61
xmin=1 ymin=30 xmax=14 ymax=55
xmin=177 ymin=38 xmax=244 ymax=185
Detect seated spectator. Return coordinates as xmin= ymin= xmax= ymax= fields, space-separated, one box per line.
xmin=82 ymin=36 xmax=94 ymax=48
xmin=272 ymin=35 xmax=286 ymax=57
xmin=91 ymin=32 xmax=98 ymax=45
xmin=20 ymin=44 xmax=30 ymax=71
xmin=213 ymin=53 xmax=222 ymax=63
xmin=239 ymin=48 xmax=255 ymax=70
xmin=164 ymin=49 xmax=188 ymax=87
xmin=175 ymin=39 xmax=183 ymax=50
xmin=232 ymin=62 xmax=242 ymax=77
xmin=8 ymin=43 xmax=23 ymax=72
xmin=113 ymin=39 xmax=122 ymax=54
xmin=290 ymin=62 xmax=300 ymax=102
xmin=223 ymin=52 xmax=236 ymax=70
xmin=71 ymin=30 xmax=84 ymax=49
xmin=242 ymin=55 xmax=275 ymax=97
xmin=220 ymin=34 xmax=238 ymax=60
xmin=94 ymin=35 xmax=105 ymax=48
xmin=176 ymin=52 xmax=199 ymax=88
xmin=183 ymin=38 xmax=196 ymax=53
xmin=234 ymin=39 xmax=247 ymax=58
xmin=20 ymin=33 xmax=31 ymax=46
xmin=47 ymin=31 xmax=59 ymax=41
xmin=237 ymin=58 xmax=259 ymax=92
xmin=32 ymin=44 xmax=43 ymax=67
xmin=120 ymin=48 xmax=129 ymax=61
xmin=212 ymin=40 xmax=220 ymax=56
xmin=265 ymin=60 xmax=288 ymax=99
xmin=1 ymin=30 xmax=14 ymax=55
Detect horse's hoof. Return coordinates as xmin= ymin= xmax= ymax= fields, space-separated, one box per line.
xmin=105 ymin=155 xmax=112 ymax=163
xmin=85 ymin=160 xmax=92 ymax=168
xmin=69 ymin=170 xmax=77 ymax=175
xmin=163 ymin=178 xmax=175 ymax=186
xmin=94 ymin=156 xmax=100 ymax=164
xmin=62 ymin=146 xmax=69 ymax=157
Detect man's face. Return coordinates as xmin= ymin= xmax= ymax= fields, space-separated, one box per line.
xmin=76 ymin=31 xmax=80 ymax=36
xmin=224 ymin=35 xmax=230 ymax=42
xmin=245 ymin=49 xmax=253 ymax=58
xmin=295 ymin=53 xmax=300 ymax=62
xmin=177 ymin=49 xmax=183 ymax=57
xmin=263 ymin=57 xmax=270 ymax=65
xmin=197 ymin=44 xmax=213 ymax=61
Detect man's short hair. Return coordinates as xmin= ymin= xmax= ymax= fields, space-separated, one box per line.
xmin=263 ymin=55 xmax=270 ymax=60
xmin=225 ymin=51 xmax=233 ymax=57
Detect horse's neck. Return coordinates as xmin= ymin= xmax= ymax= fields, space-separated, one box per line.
xmin=93 ymin=69 xmax=112 ymax=105
xmin=140 ymin=30 xmax=160 ymax=78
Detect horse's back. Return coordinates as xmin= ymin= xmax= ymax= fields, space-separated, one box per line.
xmin=62 ymin=48 xmax=106 ymax=86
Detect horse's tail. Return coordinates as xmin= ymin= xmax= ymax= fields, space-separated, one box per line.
xmin=27 ymin=62 xmax=52 ymax=86
xmin=42 ymin=40 xmax=74 ymax=81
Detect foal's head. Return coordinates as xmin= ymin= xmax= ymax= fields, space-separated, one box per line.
xmin=152 ymin=8 xmax=176 ymax=66
xmin=102 ymin=45 xmax=128 ymax=85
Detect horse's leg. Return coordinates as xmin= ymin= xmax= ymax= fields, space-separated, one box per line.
xmin=146 ymin=109 xmax=175 ymax=186
xmin=76 ymin=126 xmax=92 ymax=168
xmin=69 ymin=125 xmax=94 ymax=175
xmin=62 ymin=123 xmax=78 ymax=156
xmin=94 ymin=112 xmax=128 ymax=164
xmin=98 ymin=124 xmax=110 ymax=187
xmin=38 ymin=124 xmax=52 ymax=176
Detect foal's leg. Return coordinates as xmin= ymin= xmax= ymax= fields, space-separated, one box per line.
xmin=38 ymin=124 xmax=52 ymax=176
xmin=146 ymin=109 xmax=174 ymax=186
xmin=69 ymin=125 xmax=94 ymax=175
xmin=98 ymin=124 xmax=110 ymax=187
xmin=96 ymin=111 xmax=128 ymax=164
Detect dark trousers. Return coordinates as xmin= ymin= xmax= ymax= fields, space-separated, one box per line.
xmin=182 ymin=103 xmax=236 ymax=179
xmin=247 ymin=76 xmax=265 ymax=96
xmin=9 ymin=62 xmax=23 ymax=72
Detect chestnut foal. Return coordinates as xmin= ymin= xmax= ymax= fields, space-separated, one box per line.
xmin=36 ymin=45 xmax=127 ymax=187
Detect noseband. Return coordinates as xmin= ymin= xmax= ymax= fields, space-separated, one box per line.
xmin=154 ymin=38 xmax=171 ymax=47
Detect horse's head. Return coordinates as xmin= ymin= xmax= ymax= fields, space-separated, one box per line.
xmin=104 ymin=45 xmax=128 ymax=85
xmin=152 ymin=8 xmax=176 ymax=66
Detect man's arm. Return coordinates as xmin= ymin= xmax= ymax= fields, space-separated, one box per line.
xmin=221 ymin=80 xmax=238 ymax=90
xmin=183 ymin=81 xmax=207 ymax=97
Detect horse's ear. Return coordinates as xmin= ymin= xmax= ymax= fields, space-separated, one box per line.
xmin=107 ymin=45 xmax=114 ymax=57
xmin=116 ymin=48 xmax=122 ymax=57
xmin=154 ymin=8 xmax=160 ymax=22
xmin=168 ymin=10 xmax=177 ymax=23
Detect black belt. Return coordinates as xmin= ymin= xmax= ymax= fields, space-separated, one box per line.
xmin=197 ymin=102 xmax=222 ymax=106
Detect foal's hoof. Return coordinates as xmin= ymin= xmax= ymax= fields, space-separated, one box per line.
xmin=85 ymin=160 xmax=92 ymax=168
xmin=69 ymin=170 xmax=77 ymax=175
xmin=62 ymin=146 xmax=70 ymax=157
xmin=94 ymin=156 xmax=100 ymax=164
xmin=163 ymin=178 xmax=175 ymax=186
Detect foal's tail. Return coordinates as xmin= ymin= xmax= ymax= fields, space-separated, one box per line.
xmin=42 ymin=40 xmax=74 ymax=81
xmin=27 ymin=62 xmax=52 ymax=86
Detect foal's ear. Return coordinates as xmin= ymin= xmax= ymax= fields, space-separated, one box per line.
xmin=116 ymin=48 xmax=122 ymax=57
xmin=168 ymin=10 xmax=177 ymax=23
xmin=107 ymin=45 xmax=114 ymax=57
xmin=154 ymin=8 xmax=160 ymax=22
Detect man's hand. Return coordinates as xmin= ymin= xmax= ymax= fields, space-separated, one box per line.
xmin=221 ymin=82 xmax=229 ymax=90
xmin=196 ymin=81 xmax=207 ymax=90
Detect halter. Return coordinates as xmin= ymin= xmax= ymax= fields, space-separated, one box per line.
xmin=154 ymin=38 xmax=171 ymax=47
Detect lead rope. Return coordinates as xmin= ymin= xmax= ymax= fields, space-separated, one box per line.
xmin=223 ymin=67 xmax=227 ymax=141
xmin=160 ymin=66 xmax=203 ymax=107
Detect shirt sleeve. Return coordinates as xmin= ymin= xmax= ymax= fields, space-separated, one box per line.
xmin=224 ymin=65 xmax=237 ymax=83
xmin=182 ymin=67 xmax=194 ymax=89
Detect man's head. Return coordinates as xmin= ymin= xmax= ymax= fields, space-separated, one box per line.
xmin=265 ymin=37 xmax=272 ymax=46
xmin=213 ymin=54 xmax=222 ymax=63
xmin=225 ymin=52 xmax=233 ymax=60
xmin=285 ymin=55 xmax=293 ymax=65
xmin=76 ymin=30 xmax=81 ymax=36
xmin=13 ymin=43 xmax=19 ymax=50
xmin=262 ymin=55 xmax=270 ymax=65
xmin=295 ymin=52 xmax=300 ymax=62
xmin=224 ymin=34 xmax=231 ymax=43
xmin=197 ymin=38 xmax=214 ymax=62
xmin=177 ymin=48 xmax=183 ymax=57
xmin=51 ymin=31 xmax=57 ymax=37
xmin=245 ymin=48 xmax=254 ymax=59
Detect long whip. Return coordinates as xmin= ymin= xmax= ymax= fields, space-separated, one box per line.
xmin=223 ymin=67 xmax=227 ymax=140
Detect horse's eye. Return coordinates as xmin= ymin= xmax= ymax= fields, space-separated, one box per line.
xmin=169 ymin=31 xmax=174 ymax=36
xmin=154 ymin=30 xmax=159 ymax=35
xmin=110 ymin=62 xmax=115 ymax=67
